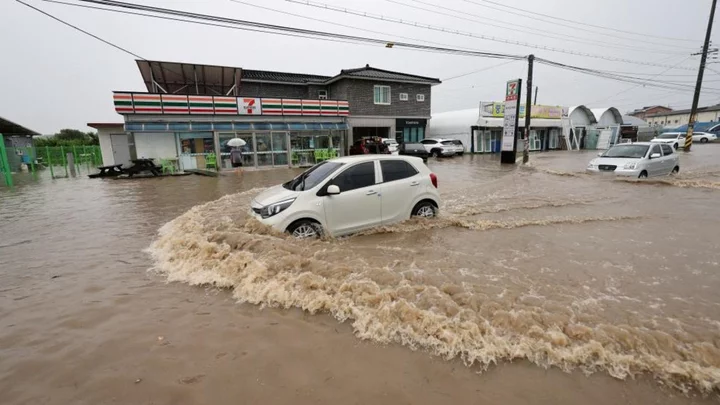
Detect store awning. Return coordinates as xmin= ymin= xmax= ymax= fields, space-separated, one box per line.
xmin=125 ymin=121 xmax=348 ymax=132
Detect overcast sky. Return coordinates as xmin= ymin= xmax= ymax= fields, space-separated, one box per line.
xmin=1 ymin=0 xmax=718 ymax=133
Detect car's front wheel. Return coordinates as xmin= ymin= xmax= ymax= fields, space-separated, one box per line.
xmin=638 ymin=170 xmax=648 ymax=179
xmin=431 ymin=149 xmax=441 ymax=158
xmin=412 ymin=201 xmax=437 ymax=218
xmin=700 ymin=138 xmax=709 ymax=143
xmin=287 ymin=220 xmax=323 ymax=239
xmin=674 ymin=143 xmax=679 ymax=149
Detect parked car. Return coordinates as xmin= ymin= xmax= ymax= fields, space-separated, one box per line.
xmin=250 ymin=155 xmax=440 ymax=238
xmin=398 ymin=142 xmax=430 ymax=162
xmin=420 ymin=138 xmax=458 ymax=157
xmin=349 ymin=137 xmax=391 ymax=155
xmin=586 ymin=142 xmax=679 ymax=178
xmin=651 ymin=131 xmax=717 ymax=149
xmin=381 ymin=138 xmax=399 ymax=155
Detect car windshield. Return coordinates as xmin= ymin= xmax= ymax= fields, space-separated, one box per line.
xmin=657 ymin=133 xmax=680 ymax=139
xmin=602 ymin=145 xmax=649 ymax=158
xmin=282 ymin=161 xmax=344 ymax=191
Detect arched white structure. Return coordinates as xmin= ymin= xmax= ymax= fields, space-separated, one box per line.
xmin=591 ymin=107 xmax=623 ymax=127
xmin=568 ymin=105 xmax=597 ymax=126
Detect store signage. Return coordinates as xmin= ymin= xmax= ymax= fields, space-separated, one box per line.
xmin=487 ymin=102 xmax=564 ymax=119
xmin=502 ymin=79 xmax=521 ymax=152
xmin=238 ymin=97 xmax=262 ymax=115
xmin=396 ymin=119 xmax=427 ymax=127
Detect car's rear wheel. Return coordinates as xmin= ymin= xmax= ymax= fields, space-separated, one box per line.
xmin=412 ymin=201 xmax=437 ymax=218
xmin=700 ymin=137 xmax=709 ymax=143
xmin=671 ymin=166 xmax=679 ymax=175
xmin=287 ymin=220 xmax=323 ymax=239
xmin=638 ymin=170 xmax=648 ymax=179
xmin=431 ymin=149 xmax=441 ymax=158
xmin=674 ymin=143 xmax=679 ymax=149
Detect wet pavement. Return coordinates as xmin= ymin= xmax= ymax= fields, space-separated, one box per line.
xmin=1 ymin=145 xmax=720 ymax=404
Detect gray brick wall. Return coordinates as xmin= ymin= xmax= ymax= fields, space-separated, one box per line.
xmin=239 ymin=82 xmax=324 ymax=99
xmin=339 ymin=79 xmax=432 ymax=117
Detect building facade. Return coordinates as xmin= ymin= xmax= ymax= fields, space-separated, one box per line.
xmin=645 ymin=104 xmax=720 ymax=127
xmin=628 ymin=105 xmax=672 ymax=121
xmin=99 ymin=60 xmax=440 ymax=170
xmin=0 ymin=116 xmax=39 ymax=171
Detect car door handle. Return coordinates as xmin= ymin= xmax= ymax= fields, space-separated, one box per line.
xmin=366 ymin=190 xmax=377 ymax=195
xmin=410 ymin=181 xmax=419 ymax=186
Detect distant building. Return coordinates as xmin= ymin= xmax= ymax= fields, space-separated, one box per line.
xmin=628 ymin=105 xmax=672 ymax=120
xmin=0 ymin=116 xmax=39 ymax=171
xmin=100 ymin=60 xmax=440 ymax=170
xmin=645 ymin=104 xmax=720 ymax=127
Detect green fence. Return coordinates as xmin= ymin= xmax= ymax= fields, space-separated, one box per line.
xmin=0 ymin=140 xmax=103 ymax=185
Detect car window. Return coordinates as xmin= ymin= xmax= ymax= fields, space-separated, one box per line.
xmin=332 ymin=162 xmax=376 ymax=192
xmin=452 ymin=140 xmax=463 ymax=146
xmin=381 ymin=160 xmax=419 ymax=183
xmin=661 ymin=144 xmax=673 ymax=155
xmin=421 ymin=139 xmax=436 ymax=145
xmin=283 ymin=161 xmax=344 ymax=191
xmin=649 ymin=144 xmax=662 ymax=156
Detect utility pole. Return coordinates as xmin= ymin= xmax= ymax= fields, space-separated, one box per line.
xmin=523 ymin=55 xmax=534 ymax=164
xmin=685 ymin=0 xmax=717 ymax=152
xmin=533 ymin=86 xmax=538 ymax=105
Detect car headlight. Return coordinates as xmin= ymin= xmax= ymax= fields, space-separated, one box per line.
xmin=261 ymin=198 xmax=296 ymax=219
xmin=587 ymin=160 xmax=597 ymax=169
xmin=623 ymin=162 xmax=637 ymax=170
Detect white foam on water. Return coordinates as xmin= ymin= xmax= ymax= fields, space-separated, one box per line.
xmin=147 ymin=190 xmax=720 ymax=395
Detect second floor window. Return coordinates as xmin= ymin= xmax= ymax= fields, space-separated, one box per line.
xmin=399 ymin=93 xmax=409 ymax=101
xmin=416 ymin=94 xmax=425 ymax=102
xmin=374 ymin=85 xmax=391 ymax=105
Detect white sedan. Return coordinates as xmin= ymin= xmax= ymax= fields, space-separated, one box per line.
xmin=587 ymin=142 xmax=679 ymax=178
xmin=651 ymin=132 xmax=717 ymax=149
xmin=250 ymin=155 xmax=440 ymax=238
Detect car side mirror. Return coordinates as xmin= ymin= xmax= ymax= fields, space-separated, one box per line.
xmin=327 ymin=185 xmax=341 ymax=195
xmin=597 ymin=152 xmax=603 ymax=157
xmin=650 ymin=153 xmax=661 ymax=159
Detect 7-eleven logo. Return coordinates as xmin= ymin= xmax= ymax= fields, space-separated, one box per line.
xmin=240 ymin=98 xmax=261 ymax=115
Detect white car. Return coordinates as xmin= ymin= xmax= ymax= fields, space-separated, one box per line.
xmin=250 ymin=155 xmax=440 ymax=238
xmin=420 ymin=138 xmax=463 ymax=157
xmin=651 ymin=131 xmax=717 ymax=149
xmin=587 ymin=142 xmax=679 ymax=178
xmin=381 ymin=138 xmax=399 ymax=155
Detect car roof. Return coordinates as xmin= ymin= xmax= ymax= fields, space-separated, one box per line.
xmin=615 ymin=142 xmax=652 ymax=146
xmin=331 ymin=155 xmax=422 ymax=164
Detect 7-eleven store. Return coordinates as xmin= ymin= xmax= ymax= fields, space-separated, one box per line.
xmin=109 ymin=92 xmax=349 ymax=170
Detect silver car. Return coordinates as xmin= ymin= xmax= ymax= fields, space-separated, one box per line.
xmin=586 ymin=142 xmax=679 ymax=178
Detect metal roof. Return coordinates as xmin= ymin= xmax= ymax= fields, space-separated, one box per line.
xmin=135 ymin=60 xmax=440 ymax=95
xmin=0 ymin=115 xmax=39 ymax=136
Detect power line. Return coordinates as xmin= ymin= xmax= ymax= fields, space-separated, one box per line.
xmin=228 ymin=0 xmax=506 ymax=54
xmin=442 ymin=59 xmax=519 ymax=81
xmin=15 ymin=0 xmax=144 ymax=59
xmin=288 ymin=0 xmax=699 ymax=69
xmin=391 ymin=0 xmax=692 ymax=53
xmin=460 ymin=0 xmax=700 ymax=43
xmin=38 ymin=0 xmax=720 ymax=94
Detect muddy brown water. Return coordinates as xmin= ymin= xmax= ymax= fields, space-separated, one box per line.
xmin=2 ymin=146 xmax=720 ymax=404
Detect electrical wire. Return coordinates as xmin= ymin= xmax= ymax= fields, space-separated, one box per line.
xmin=390 ymin=0 xmax=692 ymax=53
xmin=442 ymin=59 xmax=519 ymax=81
xmin=15 ymin=0 xmax=145 ymax=59
xmin=287 ymin=0 xmax=699 ymax=69
xmin=460 ymin=0 xmax=700 ymax=43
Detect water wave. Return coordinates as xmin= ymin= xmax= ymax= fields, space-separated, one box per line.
xmin=147 ymin=189 xmax=720 ymax=395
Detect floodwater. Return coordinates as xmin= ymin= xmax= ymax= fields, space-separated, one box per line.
xmin=2 ymin=145 xmax=720 ymax=404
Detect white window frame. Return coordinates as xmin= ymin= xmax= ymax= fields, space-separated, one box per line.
xmin=318 ymin=90 xmax=328 ymax=100
xmin=399 ymin=92 xmax=409 ymax=101
xmin=416 ymin=94 xmax=426 ymax=102
xmin=374 ymin=85 xmax=391 ymax=105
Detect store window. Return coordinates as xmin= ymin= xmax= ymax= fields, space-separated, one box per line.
xmin=219 ymin=132 xmax=254 ymax=169
xmin=179 ymin=132 xmax=215 ymax=170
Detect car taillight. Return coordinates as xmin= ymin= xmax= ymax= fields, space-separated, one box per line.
xmin=430 ymin=173 xmax=438 ymax=188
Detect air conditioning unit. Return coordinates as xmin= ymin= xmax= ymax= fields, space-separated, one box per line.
xmin=318 ymin=90 xmax=328 ymax=100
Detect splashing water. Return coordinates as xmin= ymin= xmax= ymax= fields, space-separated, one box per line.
xmin=147 ymin=188 xmax=720 ymax=395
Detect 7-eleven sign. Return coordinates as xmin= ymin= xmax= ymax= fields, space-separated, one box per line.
xmin=505 ymin=80 xmax=520 ymax=102
xmin=238 ymin=97 xmax=262 ymax=115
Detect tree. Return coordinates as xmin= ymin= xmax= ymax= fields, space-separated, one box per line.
xmin=33 ymin=129 xmax=99 ymax=147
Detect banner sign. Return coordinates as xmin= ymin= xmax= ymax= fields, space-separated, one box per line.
xmin=502 ymin=79 xmax=521 ymax=152
xmin=486 ymin=102 xmax=564 ymax=119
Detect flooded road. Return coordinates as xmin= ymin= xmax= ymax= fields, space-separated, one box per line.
xmin=2 ymin=145 xmax=720 ymax=404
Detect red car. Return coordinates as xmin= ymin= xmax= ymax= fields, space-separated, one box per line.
xmin=349 ymin=138 xmax=391 ymax=155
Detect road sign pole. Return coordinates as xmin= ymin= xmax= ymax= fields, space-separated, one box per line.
xmin=500 ymin=79 xmax=522 ymax=164
xmin=523 ymin=55 xmax=534 ymax=164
